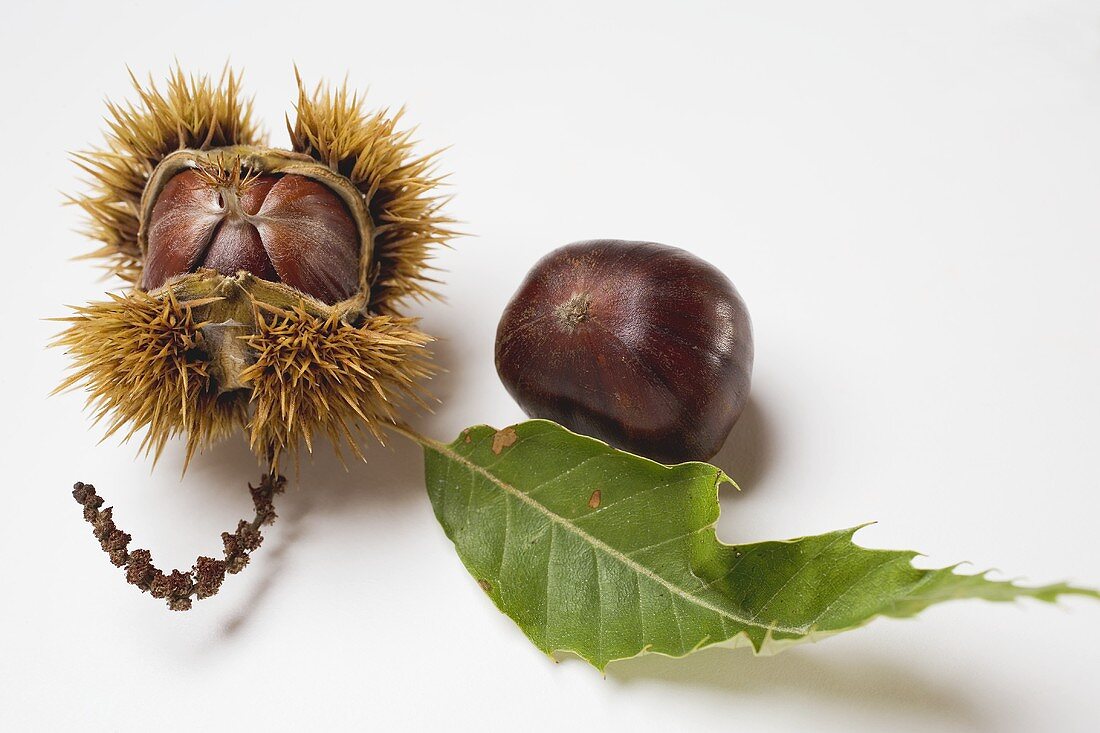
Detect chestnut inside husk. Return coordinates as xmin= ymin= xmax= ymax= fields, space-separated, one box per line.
xmin=139 ymin=147 xmax=372 ymax=307
xmin=495 ymin=240 xmax=753 ymax=464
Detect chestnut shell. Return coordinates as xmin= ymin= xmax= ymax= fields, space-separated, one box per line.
xmin=143 ymin=169 xmax=360 ymax=305
xmin=495 ymin=240 xmax=753 ymax=464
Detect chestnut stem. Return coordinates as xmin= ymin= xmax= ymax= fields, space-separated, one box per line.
xmin=71 ymin=466 xmax=285 ymax=611
xmin=384 ymin=421 xmax=445 ymax=452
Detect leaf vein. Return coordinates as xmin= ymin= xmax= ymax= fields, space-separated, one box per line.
xmin=432 ymin=439 xmax=800 ymax=636
xmin=747 ymin=532 xmax=851 ymax=623
xmin=804 ymin=553 xmax=909 ymax=631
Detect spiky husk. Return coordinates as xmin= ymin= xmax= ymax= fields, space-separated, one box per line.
xmin=241 ymin=303 xmax=433 ymax=468
xmin=71 ymin=67 xmax=262 ymax=283
xmin=55 ymin=291 xmax=434 ymax=467
xmin=52 ymin=291 xmax=247 ymax=464
xmin=62 ymin=67 xmax=451 ymax=464
xmin=288 ymin=72 xmax=456 ymax=313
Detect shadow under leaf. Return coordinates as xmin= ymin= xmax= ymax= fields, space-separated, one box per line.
xmin=607 ymin=644 xmax=989 ymax=729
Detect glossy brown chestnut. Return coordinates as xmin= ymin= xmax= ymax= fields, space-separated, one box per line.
xmin=495 ymin=240 xmax=753 ymax=463
xmin=142 ymin=169 xmax=360 ymax=305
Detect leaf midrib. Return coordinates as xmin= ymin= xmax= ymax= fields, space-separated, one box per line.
xmin=428 ymin=432 xmax=804 ymax=636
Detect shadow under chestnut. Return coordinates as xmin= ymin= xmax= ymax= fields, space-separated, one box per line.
xmin=709 ymin=397 xmax=774 ymax=495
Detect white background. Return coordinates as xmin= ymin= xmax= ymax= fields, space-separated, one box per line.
xmin=2 ymin=1 xmax=1098 ymax=731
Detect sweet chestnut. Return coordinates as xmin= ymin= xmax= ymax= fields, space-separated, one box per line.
xmin=495 ymin=240 xmax=753 ymax=463
xmin=143 ymin=165 xmax=361 ymax=305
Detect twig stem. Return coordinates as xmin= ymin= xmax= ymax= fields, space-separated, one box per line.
xmin=71 ymin=465 xmax=285 ymax=611
xmin=384 ymin=421 xmax=443 ymax=450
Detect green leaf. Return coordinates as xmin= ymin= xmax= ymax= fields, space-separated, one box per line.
xmin=422 ymin=419 xmax=1097 ymax=670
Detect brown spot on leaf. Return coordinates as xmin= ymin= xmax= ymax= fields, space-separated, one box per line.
xmin=588 ymin=489 xmax=602 ymax=509
xmin=477 ymin=579 xmax=492 ymax=593
xmin=491 ymin=427 xmax=518 ymax=455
